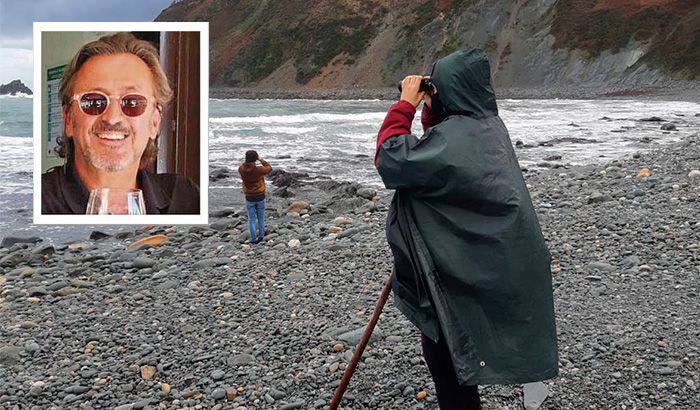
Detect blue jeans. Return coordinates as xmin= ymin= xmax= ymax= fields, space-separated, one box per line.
xmin=245 ymin=199 xmax=265 ymax=243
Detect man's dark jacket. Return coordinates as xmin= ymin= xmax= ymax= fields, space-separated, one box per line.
xmin=42 ymin=162 xmax=200 ymax=214
xmin=376 ymin=48 xmax=558 ymax=385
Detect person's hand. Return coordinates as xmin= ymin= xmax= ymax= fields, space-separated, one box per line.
xmin=400 ymin=75 xmax=425 ymax=108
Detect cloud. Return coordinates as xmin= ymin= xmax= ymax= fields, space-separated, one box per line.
xmin=0 ymin=0 xmax=174 ymax=90
xmin=0 ymin=36 xmax=33 ymax=50
xmin=0 ymin=0 xmax=173 ymax=39
xmin=0 ymin=48 xmax=34 ymax=89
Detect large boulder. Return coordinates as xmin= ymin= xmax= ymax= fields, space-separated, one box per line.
xmin=287 ymin=200 xmax=310 ymax=214
xmin=273 ymin=186 xmax=295 ymax=198
xmin=1 ymin=236 xmax=42 ymax=248
xmin=268 ymin=169 xmax=309 ymax=187
xmin=323 ymin=197 xmax=370 ymax=214
xmin=210 ymin=167 xmax=231 ymax=180
xmin=356 ymin=187 xmax=377 ymax=200
xmin=315 ymin=180 xmax=361 ymax=198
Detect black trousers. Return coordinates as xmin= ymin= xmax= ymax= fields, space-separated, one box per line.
xmin=421 ymin=333 xmax=481 ymax=410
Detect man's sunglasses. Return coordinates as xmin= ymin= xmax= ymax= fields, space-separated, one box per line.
xmin=72 ymin=91 xmax=156 ymax=117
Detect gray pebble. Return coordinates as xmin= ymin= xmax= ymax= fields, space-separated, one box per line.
xmin=47 ymin=281 xmax=70 ymax=291
xmin=0 ymin=346 xmax=23 ymax=365
xmin=64 ymin=385 xmax=90 ymax=394
xmin=337 ymin=326 xmax=383 ymax=345
xmin=156 ymin=279 xmax=179 ymax=291
xmin=28 ymin=381 xmax=44 ymax=397
xmin=212 ymin=388 xmax=226 ymax=400
xmin=270 ymin=388 xmax=286 ymax=400
xmin=132 ymin=257 xmax=156 ymax=269
xmin=280 ymin=403 xmax=304 ymax=410
xmin=228 ymin=353 xmax=255 ymax=366
xmin=24 ymin=341 xmax=40 ymax=355
xmin=27 ymin=287 xmax=48 ymax=297
xmin=211 ymin=369 xmax=225 ymax=380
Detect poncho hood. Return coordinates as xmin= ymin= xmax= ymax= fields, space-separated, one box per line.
xmin=431 ymin=48 xmax=498 ymax=118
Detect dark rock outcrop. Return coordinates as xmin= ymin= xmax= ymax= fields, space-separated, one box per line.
xmin=1 ymin=236 xmax=42 ymax=248
xmin=210 ymin=167 xmax=231 ymax=181
xmin=0 ymin=80 xmax=32 ymax=96
xmin=268 ymin=169 xmax=309 ymax=188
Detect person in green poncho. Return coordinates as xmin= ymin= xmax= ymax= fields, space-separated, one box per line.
xmin=375 ymin=48 xmax=559 ymax=409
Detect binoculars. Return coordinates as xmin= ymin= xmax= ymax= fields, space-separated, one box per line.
xmin=397 ymin=77 xmax=434 ymax=93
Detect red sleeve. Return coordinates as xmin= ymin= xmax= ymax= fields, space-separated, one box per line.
xmin=420 ymin=102 xmax=440 ymax=131
xmin=375 ymin=100 xmax=416 ymax=167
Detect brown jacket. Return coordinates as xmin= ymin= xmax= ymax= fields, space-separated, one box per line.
xmin=238 ymin=159 xmax=272 ymax=198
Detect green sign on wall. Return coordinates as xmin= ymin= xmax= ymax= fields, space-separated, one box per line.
xmin=47 ymin=65 xmax=66 ymax=157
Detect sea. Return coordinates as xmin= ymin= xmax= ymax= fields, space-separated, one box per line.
xmin=1 ymin=95 xmax=700 ymax=243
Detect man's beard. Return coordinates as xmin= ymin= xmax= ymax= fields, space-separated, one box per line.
xmin=83 ymin=122 xmax=138 ymax=172
xmin=84 ymin=147 xmax=136 ymax=172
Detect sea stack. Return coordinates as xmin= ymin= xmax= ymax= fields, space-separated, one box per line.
xmin=0 ymin=80 xmax=32 ymax=96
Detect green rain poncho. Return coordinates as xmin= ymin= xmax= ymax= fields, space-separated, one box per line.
xmin=375 ymin=48 xmax=558 ymax=385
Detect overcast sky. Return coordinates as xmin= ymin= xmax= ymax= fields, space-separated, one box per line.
xmin=0 ymin=0 xmax=173 ymax=89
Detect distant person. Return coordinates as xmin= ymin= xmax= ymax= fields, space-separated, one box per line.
xmin=375 ymin=49 xmax=558 ymax=409
xmin=42 ymin=32 xmax=199 ymax=214
xmin=238 ymin=150 xmax=272 ymax=243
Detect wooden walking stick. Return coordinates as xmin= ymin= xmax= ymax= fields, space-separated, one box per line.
xmin=329 ymin=272 xmax=394 ymax=410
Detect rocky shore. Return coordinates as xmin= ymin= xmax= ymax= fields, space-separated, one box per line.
xmin=211 ymin=81 xmax=700 ymax=102
xmin=2 ymin=131 xmax=700 ymax=409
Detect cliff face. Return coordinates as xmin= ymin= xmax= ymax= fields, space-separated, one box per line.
xmin=156 ymin=0 xmax=700 ymax=89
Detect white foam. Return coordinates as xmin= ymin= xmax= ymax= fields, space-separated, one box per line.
xmin=206 ymin=98 xmax=700 ymax=188
xmin=2 ymin=97 xmax=700 ymax=201
xmin=344 ymin=133 xmax=375 ymax=141
xmin=0 ymin=135 xmax=34 ymax=195
xmin=0 ymin=93 xmax=33 ymax=99
xmin=260 ymin=126 xmax=317 ymax=135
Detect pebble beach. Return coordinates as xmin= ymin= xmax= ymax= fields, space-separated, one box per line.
xmin=1 ymin=113 xmax=700 ymax=409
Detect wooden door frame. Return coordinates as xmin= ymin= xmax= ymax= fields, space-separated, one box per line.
xmin=157 ymin=31 xmax=201 ymax=187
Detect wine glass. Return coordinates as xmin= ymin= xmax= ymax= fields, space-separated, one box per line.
xmin=86 ymin=188 xmax=146 ymax=215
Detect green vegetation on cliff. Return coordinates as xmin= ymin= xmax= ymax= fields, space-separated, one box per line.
xmin=550 ymin=0 xmax=700 ymax=78
xmin=292 ymin=17 xmax=378 ymax=84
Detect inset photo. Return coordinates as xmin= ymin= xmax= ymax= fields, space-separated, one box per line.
xmin=33 ymin=22 xmax=208 ymax=224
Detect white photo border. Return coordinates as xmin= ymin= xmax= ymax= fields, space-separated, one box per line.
xmin=32 ymin=22 xmax=209 ymax=225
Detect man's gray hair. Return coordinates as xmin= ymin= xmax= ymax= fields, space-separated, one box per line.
xmin=56 ymin=32 xmax=173 ymax=168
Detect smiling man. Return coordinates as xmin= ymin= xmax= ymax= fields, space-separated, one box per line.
xmin=42 ymin=32 xmax=199 ymax=214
